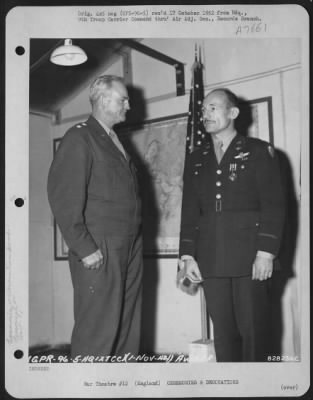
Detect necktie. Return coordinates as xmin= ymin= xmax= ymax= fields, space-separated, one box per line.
xmin=215 ymin=140 xmax=224 ymax=163
xmin=109 ymin=130 xmax=127 ymax=158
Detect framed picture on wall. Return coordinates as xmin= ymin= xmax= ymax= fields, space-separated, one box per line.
xmin=240 ymin=96 xmax=274 ymax=144
xmin=53 ymin=138 xmax=69 ymax=260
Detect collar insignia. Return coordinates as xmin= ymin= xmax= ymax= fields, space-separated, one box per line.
xmin=268 ymin=145 xmax=275 ymax=158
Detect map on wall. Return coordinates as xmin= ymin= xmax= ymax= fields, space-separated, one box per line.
xmin=119 ymin=115 xmax=188 ymax=257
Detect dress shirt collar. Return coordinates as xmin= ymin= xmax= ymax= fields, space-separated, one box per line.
xmin=211 ymin=130 xmax=237 ymax=152
xmin=94 ymin=117 xmax=112 ymax=135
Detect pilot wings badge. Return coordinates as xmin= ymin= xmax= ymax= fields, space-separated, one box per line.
xmin=234 ymin=151 xmax=250 ymax=161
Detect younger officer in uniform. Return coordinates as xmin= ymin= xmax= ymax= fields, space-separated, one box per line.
xmin=178 ymin=88 xmax=285 ymax=361
xmin=48 ymin=75 xmax=143 ymax=359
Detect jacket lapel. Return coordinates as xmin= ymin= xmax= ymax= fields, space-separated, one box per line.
xmin=199 ymin=138 xmax=215 ymax=167
xmin=87 ymin=116 xmax=129 ymax=164
xmin=219 ymin=134 xmax=246 ymax=167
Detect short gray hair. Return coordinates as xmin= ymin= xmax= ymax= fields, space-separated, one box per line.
xmin=89 ymin=75 xmax=125 ymax=107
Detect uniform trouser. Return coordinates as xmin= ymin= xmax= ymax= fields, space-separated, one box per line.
xmin=68 ymin=232 xmax=143 ymax=360
xmin=203 ymin=276 xmax=271 ymax=362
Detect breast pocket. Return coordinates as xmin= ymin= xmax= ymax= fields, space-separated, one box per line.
xmin=233 ymin=160 xmax=255 ymax=185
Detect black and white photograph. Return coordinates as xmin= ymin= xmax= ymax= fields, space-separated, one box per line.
xmin=5 ymin=3 xmax=310 ymax=398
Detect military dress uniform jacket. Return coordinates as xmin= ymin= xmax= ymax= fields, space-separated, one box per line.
xmin=179 ymin=134 xmax=285 ymax=279
xmin=47 ymin=116 xmax=142 ymax=260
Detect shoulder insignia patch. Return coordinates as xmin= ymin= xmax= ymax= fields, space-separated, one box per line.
xmin=268 ymin=145 xmax=275 ymax=157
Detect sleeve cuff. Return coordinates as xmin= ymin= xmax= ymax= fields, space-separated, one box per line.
xmin=256 ymin=250 xmax=275 ymax=260
xmin=181 ymin=255 xmax=195 ymax=261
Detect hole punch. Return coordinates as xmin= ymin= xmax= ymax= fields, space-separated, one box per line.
xmin=15 ymin=46 xmax=25 ymax=56
xmin=15 ymin=198 xmax=24 ymax=207
xmin=14 ymin=350 xmax=24 ymax=359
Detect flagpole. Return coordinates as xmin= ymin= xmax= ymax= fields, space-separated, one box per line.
xmin=185 ymin=42 xmax=205 ymax=156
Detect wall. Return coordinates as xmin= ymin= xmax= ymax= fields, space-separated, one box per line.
xmin=29 ymin=38 xmax=302 ymax=356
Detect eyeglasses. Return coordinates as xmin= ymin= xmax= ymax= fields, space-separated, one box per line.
xmin=101 ymin=93 xmax=130 ymax=106
xmin=116 ymin=96 xmax=130 ymax=105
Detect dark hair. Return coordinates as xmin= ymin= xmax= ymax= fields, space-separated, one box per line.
xmin=89 ymin=75 xmax=125 ymax=107
xmin=208 ymin=88 xmax=239 ymax=108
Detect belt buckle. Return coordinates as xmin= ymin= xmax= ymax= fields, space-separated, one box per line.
xmin=216 ymin=199 xmax=222 ymax=212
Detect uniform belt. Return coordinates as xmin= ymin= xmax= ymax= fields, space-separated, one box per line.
xmin=215 ymin=199 xmax=222 ymax=212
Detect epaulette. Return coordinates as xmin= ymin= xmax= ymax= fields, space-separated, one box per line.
xmin=75 ymin=121 xmax=88 ymax=129
xmin=245 ymin=136 xmax=275 ymax=157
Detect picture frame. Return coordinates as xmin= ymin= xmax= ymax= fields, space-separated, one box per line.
xmin=53 ymin=138 xmax=69 ymax=260
xmin=246 ymin=96 xmax=274 ymax=144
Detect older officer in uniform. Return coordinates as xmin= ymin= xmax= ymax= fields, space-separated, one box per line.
xmin=48 ymin=75 xmax=143 ymax=359
xmin=179 ymin=88 xmax=285 ymax=361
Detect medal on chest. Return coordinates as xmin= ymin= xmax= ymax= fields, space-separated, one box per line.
xmin=229 ymin=163 xmax=237 ymax=181
xmin=230 ymin=139 xmax=250 ymax=181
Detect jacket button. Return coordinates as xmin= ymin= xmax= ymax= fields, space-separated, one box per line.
xmin=216 ymin=169 xmax=222 ymax=175
xmin=216 ymin=194 xmax=221 ymax=199
xmin=216 ymin=181 xmax=222 ymax=187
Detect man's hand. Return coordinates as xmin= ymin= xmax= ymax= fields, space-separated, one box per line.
xmin=178 ymin=257 xmax=202 ymax=281
xmin=252 ymin=255 xmax=273 ymax=280
xmin=82 ymin=249 xmax=104 ymax=270
xmin=177 ymin=257 xmax=202 ymax=295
